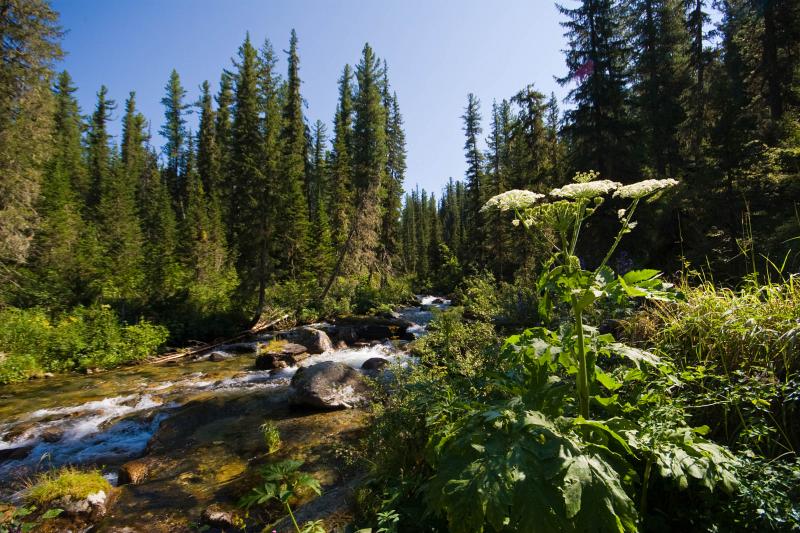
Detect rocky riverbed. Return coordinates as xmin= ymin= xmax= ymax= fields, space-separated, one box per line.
xmin=0 ymin=296 xmax=450 ymax=531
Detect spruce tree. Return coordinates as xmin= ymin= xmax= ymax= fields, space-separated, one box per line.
xmin=230 ymin=33 xmax=268 ymax=312
xmin=160 ymin=69 xmax=189 ymax=218
xmin=381 ymin=89 xmax=406 ymax=283
xmin=137 ymin=149 xmax=181 ymax=302
xmin=350 ymin=43 xmax=388 ymax=277
xmin=557 ymin=0 xmax=637 ymax=180
xmin=630 ymin=0 xmax=690 ymax=176
xmin=30 ymin=71 xmax=87 ymax=306
xmin=181 ymin=133 xmax=236 ymax=313
xmin=462 ymin=93 xmax=484 ymax=264
xmin=197 ymin=80 xmax=221 ymax=199
xmin=86 ymin=85 xmax=115 ymax=212
xmin=278 ymin=29 xmax=310 ymax=277
xmin=329 ymin=65 xmax=355 ymax=249
xmin=0 ymin=0 xmax=61 ymax=285
xmin=215 ymin=71 xmax=234 ymax=227
xmin=308 ymin=120 xmax=334 ymax=278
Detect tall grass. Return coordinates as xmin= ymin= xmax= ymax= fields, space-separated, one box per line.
xmin=627 ymin=276 xmax=799 ymax=376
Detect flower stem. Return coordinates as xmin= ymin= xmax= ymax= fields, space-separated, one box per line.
xmin=286 ymin=502 xmax=301 ymax=533
xmin=572 ymin=296 xmax=590 ymax=419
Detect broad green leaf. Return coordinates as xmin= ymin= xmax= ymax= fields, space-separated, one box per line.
xmin=622 ymin=269 xmax=660 ymax=285
xmin=608 ymin=343 xmax=660 ymax=368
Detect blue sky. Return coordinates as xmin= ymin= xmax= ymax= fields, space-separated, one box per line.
xmin=53 ymin=0 xmax=571 ymax=196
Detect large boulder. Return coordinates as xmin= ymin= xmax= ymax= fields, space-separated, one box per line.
xmin=290 ymin=361 xmax=370 ymax=409
xmin=255 ymin=342 xmax=309 ymax=370
xmin=287 ymin=326 xmax=333 ymax=354
xmin=361 ymin=357 xmax=389 ymax=371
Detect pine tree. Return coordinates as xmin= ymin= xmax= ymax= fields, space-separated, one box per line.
xmin=381 ymin=88 xmax=406 ymax=283
xmin=230 ymin=33 xmax=268 ymax=313
xmin=278 ymin=29 xmax=310 ymax=277
xmin=137 ymin=149 xmax=181 ymax=301
xmin=86 ymin=85 xmax=115 ymax=212
xmin=215 ymin=71 xmax=234 ymax=227
xmin=160 ymin=69 xmax=189 ymax=218
xmin=308 ymin=120 xmax=334 ymax=278
xmin=630 ymin=0 xmax=690 ymax=176
xmin=350 ymin=43 xmax=388 ymax=277
xmin=96 ymin=150 xmax=144 ymax=317
xmin=557 ymin=0 xmax=637 ymax=180
xmin=681 ymin=0 xmax=713 ymax=165
xmin=30 ymin=71 xmax=87 ymax=306
xmin=197 ymin=80 xmax=221 ymax=199
xmin=485 ymin=100 xmax=514 ymax=278
xmin=0 ymin=0 xmax=61 ymax=285
xmin=181 ymin=133 xmax=236 ymax=313
xmin=329 ymin=65 xmax=355 ymax=249
xmin=462 ymin=93 xmax=484 ymax=264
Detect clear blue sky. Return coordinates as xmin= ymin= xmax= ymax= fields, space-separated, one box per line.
xmin=53 ymin=0 xmax=571 ymax=196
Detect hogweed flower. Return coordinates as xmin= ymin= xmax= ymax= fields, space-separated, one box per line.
xmin=613 ymin=178 xmax=679 ymax=199
xmin=481 ymin=189 xmax=545 ymax=212
xmin=550 ymin=180 xmax=622 ymax=200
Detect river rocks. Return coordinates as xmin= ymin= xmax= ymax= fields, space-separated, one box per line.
xmin=208 ymin=351 xmax=232 ymax=362
xmin=333 ymin=316 xmax=414 ymax=342
xmin=287 ymin=326 xmax=333 ymax=354
xmin=220 ymin=342 xmax=258 ymax=354
xmin=54 ymin=489 xmax=112 ymax=521
xmin=118 ymin=459 xmax=151 ymax=485
xmin=40 ymin=426 xmax=63 ymax=443
xmin=201 ymin=504 xmax=236 ymax=528
xmin=0 ymin=444 xmax=33 ymax=462
xmin=290 ymin=361 xmax=371 ymax=409
xmin=361 ymin=357 xmax=389 ymax=371
xmin=255 ymin=342 xmax=309 ymax=369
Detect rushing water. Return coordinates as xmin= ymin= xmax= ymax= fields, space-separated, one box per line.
xmin=0 ymin=296 xmax=449 ymax=503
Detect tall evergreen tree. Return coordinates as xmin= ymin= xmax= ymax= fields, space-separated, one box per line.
xmin=31 ymin=71 xmax=87 ymax=306
xmin=557 ymin=0 xmax=637 ymax=180
xmin=630 ymin=0 xmax=690 ymax=176
xmin=86 ymin=85 xmax=115 ymax=211
xmin=0 ymin=0 xmax=61 ymax=286
xmin=381 ymin=89 xmax=406 ymax=283
xmin=329 ymin=65 xmax=355 ymax=249
xmin=278 ymin=29 xmax=310 ymax=277
xmin=230 ymin=33 xmax=268 ymax=315
xmin=462 ymin=93 xmax=484 ymax=264
xmin=308 ymin=120 xmax=334 ymax=278
xmin=137 ymin=149 xmax=180 ymax=301
xmin=197 ymin=80 xmax=221 ymax=199
xmin=350 ymin=43 xmax=388 ymax=278
xmin=160 ymin=69 xmax=189 ymax=218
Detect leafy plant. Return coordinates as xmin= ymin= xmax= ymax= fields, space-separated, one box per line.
xmin=0 ymin=505 xmax=62 ymax=533
xmin=239 ymin=459 xmax=321 ymax=533
xmin=259 ymin=421 xmax=282 ymax=455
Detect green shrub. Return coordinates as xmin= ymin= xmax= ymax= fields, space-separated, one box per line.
xmin=0 ymin=305 xmax=168 ymax=382
xmin=411 ymin=307 xmax=499 ymax=378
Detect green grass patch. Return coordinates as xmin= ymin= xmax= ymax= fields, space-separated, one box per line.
xmin=26 ymin=467 xmax=111 ymax=506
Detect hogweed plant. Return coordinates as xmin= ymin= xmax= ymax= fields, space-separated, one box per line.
xmin=421 ymin=173 xmax=739 ymax=532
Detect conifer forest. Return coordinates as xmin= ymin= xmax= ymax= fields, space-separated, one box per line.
xmin=0 ymin=1 xmax=799 ymax=531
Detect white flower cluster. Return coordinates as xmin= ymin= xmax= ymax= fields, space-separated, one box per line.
xmin=481 ymin=189 xmax=545 ymax=212
xmin=613 ymin=178 xmax=679 ymax=199
xmin=550 ymin=180 xmax=621 ymax=199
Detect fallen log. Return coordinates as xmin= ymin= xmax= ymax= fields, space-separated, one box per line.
xmin=148 ymin=313 xmax=290 ymax=365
